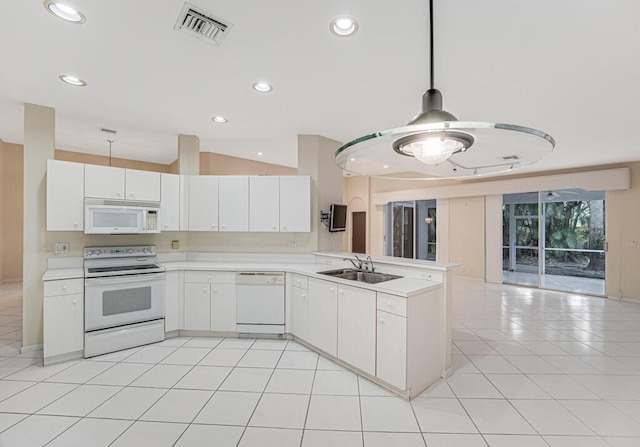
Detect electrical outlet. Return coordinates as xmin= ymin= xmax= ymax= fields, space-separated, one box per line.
xmin=287 ymin=240 xmax=297 ymax=249
xmin=171 ymin=240 xmax=180 ymax=250
xmin=54 ymin=242 xmax=69 ymax=254
xmin=419 ymin=273 xmax=433 ymax=280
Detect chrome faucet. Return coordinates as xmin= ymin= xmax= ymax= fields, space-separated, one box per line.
xmin=365 ymin=255 xmax=375 ymax=272
xmin=343 ymin=256 xmax=364 ymax=271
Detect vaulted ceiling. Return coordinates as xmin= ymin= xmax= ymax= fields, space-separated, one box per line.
xmin=1 ymin=0 xmax=639 ymax=174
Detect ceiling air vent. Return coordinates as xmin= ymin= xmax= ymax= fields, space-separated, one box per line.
xmin=174 ymin=2 xmax=231 ymax=46
xmin=501 ymin=155 xmax=520 ymax=161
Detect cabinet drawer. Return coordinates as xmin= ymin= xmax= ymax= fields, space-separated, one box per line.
xmin=290 ymin=274 xmax=308 ymax=290
xmin=184 ymin=271 xmax=236 ymax=284
xmin=44 ymin=278 xmax=84 ymax=297
xmin=377 ymin=292 xmax=406 ymax=317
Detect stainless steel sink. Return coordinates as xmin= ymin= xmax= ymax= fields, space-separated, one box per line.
xmin=318 ymin=268 xmax=403 ymax=284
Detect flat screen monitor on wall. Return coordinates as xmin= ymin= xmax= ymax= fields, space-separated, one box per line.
xmin=329 ymin=204 xmax=347 ymax=232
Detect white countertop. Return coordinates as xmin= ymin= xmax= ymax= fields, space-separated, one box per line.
xmin=42 ymin=254 xmax=448 ymax=297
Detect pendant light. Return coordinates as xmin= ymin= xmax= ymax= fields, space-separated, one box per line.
xmin=334 ymin=0 xmax=555 ymax=180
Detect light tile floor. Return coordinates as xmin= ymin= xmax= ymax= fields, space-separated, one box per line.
xmin=1 ymin=279 xmax=640 ymax=446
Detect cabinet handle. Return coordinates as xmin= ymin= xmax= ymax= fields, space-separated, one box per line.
xmin=282 ymin=225 xmax=287 ymax=230
xmin=221 ymin=224 xmax=226 ymax=229
xmin=164 ymin=224 xmax=169 ymax=228
xmin=330 ymin=287 xmax=335 ymax=293
xmin=115 ymin=192 xmax=122 ymax=198
xmin=272 ymin=225 xmax=276 ymax=229
xmin=72 ymin=299 xmax=78 ymax=305
xmin=379 ymin=318 xmax=385 ymax=323
xmin=301 ymin=293 xmax=306 ymax=298
xmin=62 ymin=285 xmax=68 ymax=291
xmin=73 ymin=222 xmax=78 ymax=228
xmin=202 ymin=288 xmax=207 ymax=293
xmin=339 ymin=290 xmax=344 ymax=295
xmin=207 ymin=275 xmax=212 ymax=280
xmin=211 ymin=224 xmax=216 ymax=228
xmin=213 ymin=288 xmax=217 ymax=293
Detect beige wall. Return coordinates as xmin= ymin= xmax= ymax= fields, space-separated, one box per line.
xmin=55 ymin=150 xmax=170 ymax=173
xmin=1 ymin=143 xmax=24 ymax=281
xmin=448 ymin=196 xmax=485 ymax=279
xmin=606 ymin=162 xmax=640 ymax=300
xmin=200 ymin=152 xmax=297 ymax=176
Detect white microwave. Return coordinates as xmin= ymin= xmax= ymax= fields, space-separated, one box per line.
xmin=85 ymin=199 xmax=160 ymax=234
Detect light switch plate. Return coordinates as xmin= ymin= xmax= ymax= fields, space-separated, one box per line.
xmin=54 ymin=242 xmax=69 ymax=254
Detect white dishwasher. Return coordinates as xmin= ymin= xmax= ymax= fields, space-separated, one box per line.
xmin=236 ymin=272 xmax=285 ymax=335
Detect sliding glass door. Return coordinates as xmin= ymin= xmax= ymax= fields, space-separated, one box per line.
xmin=386 ymin=200 xmax=437 ymax=261
xmin=503 ymin=190 xmax=605 ymax=295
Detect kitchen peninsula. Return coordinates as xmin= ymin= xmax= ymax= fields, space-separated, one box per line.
xmin=43 ymin=251 xmax=458 ymax=399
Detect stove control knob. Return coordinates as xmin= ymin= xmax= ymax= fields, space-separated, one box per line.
xmin=127 ymin=248 xmax=134 ymax=254
xmin=86 ymin=250 xmax=94 ymax=256
xmin=142 ymin=248 xmax=149 ymax=253
xmin=95 ymin=250 xmax=101 ymax=255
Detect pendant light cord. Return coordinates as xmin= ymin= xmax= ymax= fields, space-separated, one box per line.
xmin=429 ymin=0 xmax=434 ymax=90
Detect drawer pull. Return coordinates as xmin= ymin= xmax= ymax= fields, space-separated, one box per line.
xmin=379 ymin=318 xmax=385 ymax=323
xmin=72 ymin=299 xmax=78 ymax=305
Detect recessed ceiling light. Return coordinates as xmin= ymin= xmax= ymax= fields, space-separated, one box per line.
xmin=252 ymin=82 xmax=273 ymax=93
xmin=349 ymin=157 xmax=356 ymax=162
xmin=330 ymin=17 xmax=359 ymax=37
xmin=383 ymin=165 xmax=389 ymax=169
xmin=44 ymin=0 xmax=86 ymax=24
xmin=257 ymin=152 xmax=263 ymax=156
xmin=59 ymin=75 xmax=87 ymax=87
xmin=212 ymin=116 xmax=228 ymax=123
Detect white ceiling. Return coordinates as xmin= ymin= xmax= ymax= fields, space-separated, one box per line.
xmin=1 ymin=0 xmax=639 ymax=173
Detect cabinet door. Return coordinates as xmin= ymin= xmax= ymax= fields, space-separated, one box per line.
xmin=43 ymin=293 xmax=84 ymax=358
xmin=307 ymin=278 xmax=337 ymax=356
xmin=47 ymin=160 xmax=84 ymax=231
xmin=188 ymin=176 xmax=219 ymax=231
xmin=218 ymin=176 xmax=249 ymax=231
xmin=183 ymin=283 xmax=211 ymax=330
xmin=211 ymin=283 xmax=236 ymax=332
xmin=165 ymin=271 xmax=184 ymax=332
xmin=292 ymin=286 xmax=309 ymax=341
xmin=84 ymin=164 xmax=125 ymax=199
xmin=126 ymin=169 xmax=161 ymax=202
xmin=338 ymin=285 xmax=376 ymax=375
xmin=279 ymin=176 xmax=311 ymax=232
xmin=249 ymin=176 xmax=279 ymax=232
xmin=377 ymin=310 xmax=407 ymax=390
xmin=160 ymin=174 xmax=180 ymax=231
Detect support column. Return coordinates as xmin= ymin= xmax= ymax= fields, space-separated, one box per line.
xmin=23 ymin=103 xmax=55 ymax=349
xmin=178 ymin=134 xmax=200 ymax=175
xmin=297 ymin=135 xmax=344 ymax=252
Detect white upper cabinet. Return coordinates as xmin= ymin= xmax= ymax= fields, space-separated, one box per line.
xmin=84 ymin=164 xmax=125 ymax=199
xmin=218 ymin=176 xmax=249 ymax=232
xmin=84 ymin=165 xmax=160 ymax=202
xmin=161 ymin=173 xmax=180 ymax=231
xmin=125 ymin=169 xmax=161 ymax=202
xmin=47 ymin=160 xmax=84 ymax=231
xmin=188 ymin=175 xmax=219 ymax=231
xmin=280 ymin=176 xmax=311 ymax=232
xmin=249 ymin=176 xmax=279 ymax=232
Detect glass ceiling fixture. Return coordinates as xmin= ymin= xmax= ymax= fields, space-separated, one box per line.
xmin=334 ymin=0 xmax=555 ymax=180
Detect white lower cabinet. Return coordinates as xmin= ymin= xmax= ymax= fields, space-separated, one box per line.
xmin=183 ymin=283 xmax=211 ymax=331
xmin=211 ymin=283 xmax=236 ymax=332
xmin=183 ymin=271 xmax=236 ymax=332
xmin=292 ymin=285 xmax=308 ymax=341
xmin=337 ymin=284 xmax=376 ymax=375
xmin=307 ymin=278 xmax=337 ymax=356
xmin=43 ymin=278 xmax=84 ymax=364
xmin=376 ymin=310 xmax=407 ymax=390
xmin=165 ymin=271 xmax=184 ymax=332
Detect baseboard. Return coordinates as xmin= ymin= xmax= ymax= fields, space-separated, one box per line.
xmin=44 ymin=350 xmax=83 ymax=366
xmin=20 ymin=344 xmax=43 ymax=354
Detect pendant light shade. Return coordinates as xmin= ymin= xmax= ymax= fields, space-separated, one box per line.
xmin=334 ymin=0 xmax=554 ymax=180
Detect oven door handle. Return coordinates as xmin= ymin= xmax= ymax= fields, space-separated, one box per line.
xmin=85 ymin=273 xmax=166 ymax=287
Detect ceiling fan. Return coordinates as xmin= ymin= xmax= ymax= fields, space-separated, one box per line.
xmin=545 ymin=190 xmax=580 ymax=200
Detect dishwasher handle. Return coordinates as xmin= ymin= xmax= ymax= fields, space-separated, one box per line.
xmin=236 ymin=272 xmax=285 ymax=285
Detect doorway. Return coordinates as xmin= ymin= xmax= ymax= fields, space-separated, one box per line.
xmin=502 ymin=189 xmax=605 ymax=295
xmin=351 ymin=211 xmax=366 ymax=254
xmin=385 ymin=200 xmax=437 ymax=260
